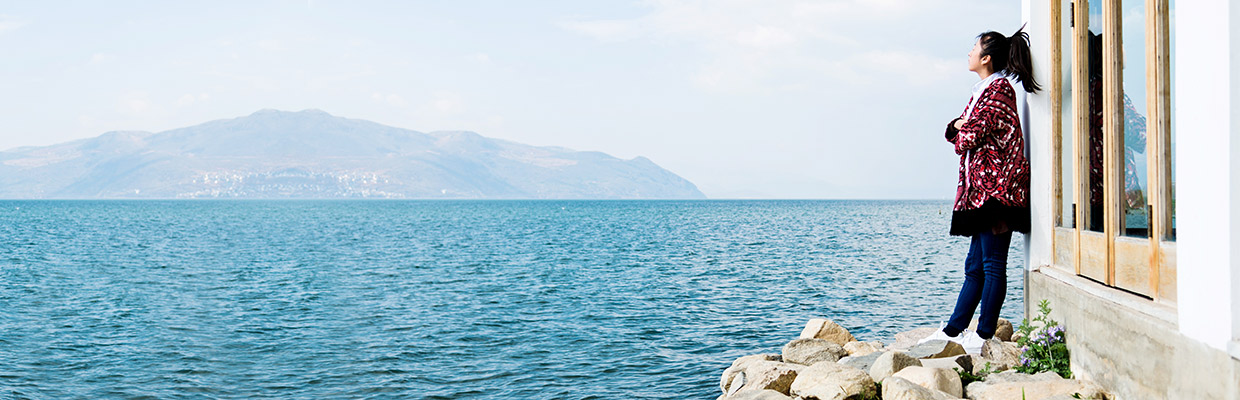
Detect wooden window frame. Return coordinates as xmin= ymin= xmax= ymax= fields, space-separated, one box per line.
xmin=1049 ymin=0 xmax=1176 ymax=303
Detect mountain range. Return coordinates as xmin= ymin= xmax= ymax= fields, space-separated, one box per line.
xmin=0 ymin=109 xmax=705 ymax=199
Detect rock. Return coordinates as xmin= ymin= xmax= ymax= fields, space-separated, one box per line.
xmin=918 ymin=354 xmax=973 ymax=375
xmin=721 ymin=389 xmax=795 ymax=400
xmin=731 ymin=354 xmax=784 ymax=368
xmin=844 ymin=340 xmax=883 ymax=357
xmin=978 ymin=370 xmax=1063 ymax=384
xmin=907 ymin=340 xmax=966 ymax=359
xmin=869 ymin=351 xmax=922 ymax=383
xmin=995 ymin=319 xmax=1014 ymax=342
xmin=732 ymin=361 xmax=802 ymax=395
xmin=966 ymin=318 xmax=1014 ymax=342
xmin=722 ymin=354 xmax=782 ymax=393
xmin=965 ymin=355 xmax=992 ymax=375
xmin=839 ymin=351 xmax=884 ymax=373
xmin=892 ymin=327 xmax=938 ymax=350
xmin=1011 ymin=331 xmax=1026 ymax=343
xmin=978 ymin=339 xmax=1022 ymax=371
xmin=882 ymin=376 xmax=962 ymax=400
xmin=790 ymin=361 xmax=877 ymax=400
xmin=892 ymin=366 xmax=964 ymax=398
xmin=782 ymin=338 xmax=846 ymax=366
xmin=965 ymin=375 xmax=1107 ymax=400
xmin=798 ymin=318 xmax=858 ymax=346
xmin=1044 ymin=394 xmax=1106 ymax=400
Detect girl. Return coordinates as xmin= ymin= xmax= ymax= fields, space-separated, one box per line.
xmin=922 ymin=27 xmax=1038 ymax=353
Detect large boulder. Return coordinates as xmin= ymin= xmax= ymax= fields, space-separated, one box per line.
xmin=907 ymin=340 xmax=966 ymax=359
xmin=721 ymin=354 xmax=782 ymax=393
xmin=918 ymin=355 xmax=974 ymax=377
xmin=1041 ymin=394 xmax=1106 ymax=400
xmin=844 ymin=340 xmax=884 ymax=357
xmin=839 ymin=351 xmax=884 ymax=373
xmin=966 ymin=318 xmax=1014 ymax=342
xmin=728 ymin=361 xmax=803 ymax=395
xmin=782 ymin=338 xmax=846 ymax=366
xmin=966 ymin=379 xmax=1106 ymax=400
xmin=718 ymin=389 xmax=794 ymax=400
xmin=978 ymin=370 xmax=1062 ymax=384
xmin=965 ymin=371 xmax=1107 ymax=400
xmin=869 ymin=351 xmax=922 ymax=383
xmin=892 ymin=366 xmax=963 ymax=398
xmin=790 ymin=361 xmax=877 ymax=400
xmin=978 ymin=339 xmax=1021 ymax=371
xmin=882 ymin=376 xmax=962 ymax=400
xmin=891 ymin=327 xmax=938 ymax=351
xmin=798 ymin=318 xmax=858 ymax=346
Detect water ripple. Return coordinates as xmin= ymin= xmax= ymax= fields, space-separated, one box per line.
xmin=0 ymin=200 xmax=1024 ymax=399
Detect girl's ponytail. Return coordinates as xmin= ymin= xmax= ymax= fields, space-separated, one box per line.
xmin=977 ymin=26 xmax=1041 ymax=93
xmin=1006 ymin=27 xmax=1040 ymax=93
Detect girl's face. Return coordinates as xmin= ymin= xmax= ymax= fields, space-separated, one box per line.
xmin=967 ymin=39 xmax=988 ymax=73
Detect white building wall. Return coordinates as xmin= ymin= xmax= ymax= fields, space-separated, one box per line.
xmin=1232 ymin=0 xmax=1240 ymax=355
xmin=1177 ymin=0 xmax=1236 ymax=352
xmin=1023 ymin=0 xmax=1054 ymax=272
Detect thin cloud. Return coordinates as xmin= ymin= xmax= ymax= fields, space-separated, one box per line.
xmin=558 ymin=19 xmax=638 ymax=42
xmin=560 ymin=0 xmax=989 ymax=93
xmin=847 ymin=50 xmax=959 ymax=87
xmin=116 ymin=92 xmax=157 ymax=116
xmin=0 ymin=15 xmax=27 ymax=33
xmin=88 ymin=53 xmax=115 ymax=66
xmin=372 ymin=93 xmax=408 ymax=108
xmin=177 ymin=93 xmax=211 ymax=107
xmin=431 ymin=92 xmax=464 ymax=114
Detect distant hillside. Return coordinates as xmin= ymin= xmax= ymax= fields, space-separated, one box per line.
xmin=0 ymin=109 xmax=705 ymax=199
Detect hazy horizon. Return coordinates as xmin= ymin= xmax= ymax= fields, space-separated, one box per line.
xmin=0 ymin=1 xmax=1020 ymax=199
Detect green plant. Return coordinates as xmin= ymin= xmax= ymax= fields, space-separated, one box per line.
xmin=954 ymin=362 xmax=995 ymax=386
xmin=1015 ymin=299 xmax=1072 ymax=378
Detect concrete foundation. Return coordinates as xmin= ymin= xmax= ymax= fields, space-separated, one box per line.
xmin=1027 ymin=267 xmax=1240 ymax=400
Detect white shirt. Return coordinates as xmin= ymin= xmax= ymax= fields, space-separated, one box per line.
xmin=965 ymin=72 xmax=1004 ymax=119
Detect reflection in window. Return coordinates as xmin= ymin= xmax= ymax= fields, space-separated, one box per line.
xmin=1059 ymin=0 xmax=1075 ymax=228
xmin=1167 ymin=0 xmax=1177 ymax=241
xmin=1121 ymin=0 xmax=1149 ymax=238
xmin=1087 ymin=2 xmax=1104 ymax=232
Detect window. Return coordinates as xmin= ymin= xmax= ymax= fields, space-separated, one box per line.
xmin=1051 ymin=0 xmax=1176 ymax=302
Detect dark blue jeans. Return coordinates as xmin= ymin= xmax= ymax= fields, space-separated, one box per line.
xmin=945 ymin=229 xmax=1011 ymax=339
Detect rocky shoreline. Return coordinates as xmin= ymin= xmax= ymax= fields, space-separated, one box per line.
xmin=718 ymin=318 xmax=1108 ymax=400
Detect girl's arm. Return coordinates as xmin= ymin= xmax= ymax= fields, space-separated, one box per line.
xmin=945 ymin=103 xmax=968 ymax=142
xmin=952 ymin=96 xmax=1011 ymax=155
xmin=945 ymin=117 xmax=963 ymax=141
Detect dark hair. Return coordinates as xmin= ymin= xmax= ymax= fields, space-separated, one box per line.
xmin=1088 ymin=32 xmax=1103 ymax=79
xmin=978 ymin=26 xmax=1041 ymax=93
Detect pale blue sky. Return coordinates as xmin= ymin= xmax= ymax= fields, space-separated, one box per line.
xmin=0 ymin=1 xmax=1020 ymax=199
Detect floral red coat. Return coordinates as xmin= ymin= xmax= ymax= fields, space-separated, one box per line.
xmin=946 ymin=78 xmax=1030 ymax=213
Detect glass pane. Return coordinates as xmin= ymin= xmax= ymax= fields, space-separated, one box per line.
xmin=1059 ymin=0 xmax=1075 ymax=228
xmin=1086 ymin=1 xmax=1105 ymax=232
xmin=1121 ymin=0 xmax=1149 ymax=238
xmin=1167 ymin=0 xmax=1176 ymax=241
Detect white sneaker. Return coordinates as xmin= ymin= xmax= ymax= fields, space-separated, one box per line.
xmin=918 ymin=322 xmax=963 ymax=345
xmin=959 ymin=330 xmax=986 ymax=354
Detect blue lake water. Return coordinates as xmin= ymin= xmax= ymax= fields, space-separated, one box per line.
xmin=0 ymin=200 xmax=1025 ymax=399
